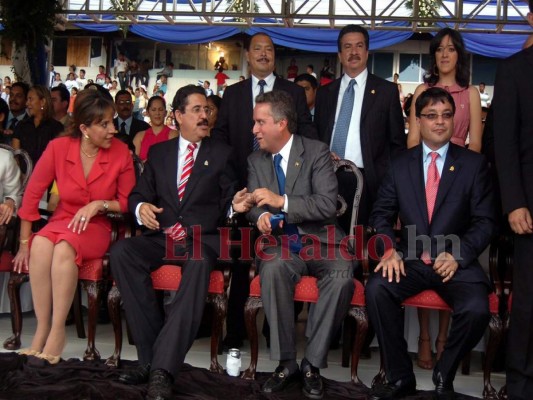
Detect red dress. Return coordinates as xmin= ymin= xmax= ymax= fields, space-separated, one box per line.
xmin=18 ymin=136 xmax=135 ymax=266
xmin=139 ymin=125 xmax=172 ymax=161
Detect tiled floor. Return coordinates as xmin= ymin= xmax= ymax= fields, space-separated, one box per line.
xmin=0 ymin=308 xmax=505 ymax=398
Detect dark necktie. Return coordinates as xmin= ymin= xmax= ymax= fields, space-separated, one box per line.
xmin=331 ymin=79 xmax=356 ymax=158
xmin=253 ymin=80 xmax=267 ymax=151
xmin=120 ymin=121 xmax=127 ymax=136
xmin=273 ymin=154 xmax=301 ymax=253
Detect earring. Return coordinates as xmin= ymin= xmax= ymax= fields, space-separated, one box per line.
xmin=83 ymin=134 xmax=90 ymax=140
xmin=40 ymin=106 xmax=44 ymax=110
xmin=433 ymin=64 xmax=439 ymax=76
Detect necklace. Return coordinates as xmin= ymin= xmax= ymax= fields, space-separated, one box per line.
xmin=81 ymin=146 xmax=99 ymax=158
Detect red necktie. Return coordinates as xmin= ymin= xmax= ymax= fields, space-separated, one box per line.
xmin=166 ymin=143 xmax=197 ymax=242
xmin=422 ymin=152 xmax=440 ymax=264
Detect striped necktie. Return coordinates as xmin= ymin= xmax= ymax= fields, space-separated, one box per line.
xmin=166 ymin=142 xmax=197 ymax=242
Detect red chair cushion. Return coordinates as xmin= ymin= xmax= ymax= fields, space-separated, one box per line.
xmin=78 ymin=258 xmax=104 ymax=281
xmin=249 ymin=275 xmax=366 ymax=306
xmin=0 ymin=252 xmax=14 ymax=272
xmin=403 ymin=290 xmax=451 ymax=311
xmin=403 ymin=289 xmax=500 ymax=314
xmin=150 ymin=265 xmax=224 ymax=294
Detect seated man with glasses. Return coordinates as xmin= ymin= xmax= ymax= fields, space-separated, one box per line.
xmin=366 ymin=87 xmax=497 ymax=400
xmin=111 ymin=85 xmax=252 ymax=400
xmin=113 ymin=89 xmax=150 ymax=150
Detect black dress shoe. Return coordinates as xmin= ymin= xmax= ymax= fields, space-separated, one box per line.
xmin=370 ymin=376 xmax=416 ymax=400
xmin=146 ymin=369 xmax=173 ymax=400
xmin=301 ymin=361 xmax=324 ymax=399
xmin=262 ymin=365 xmax=300 ymax=393
xmin=118 ymin=363 xmax=151 ymax=385
xmin=432 ymin=370 xmax=455 ymax=400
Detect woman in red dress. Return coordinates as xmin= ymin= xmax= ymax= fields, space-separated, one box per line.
xmin=13 ymin=89 xmax=136 ymax=364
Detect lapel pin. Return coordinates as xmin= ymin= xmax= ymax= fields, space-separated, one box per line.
xmin=449 ymin=166 xmax=455 ymax=171
xmin=295 ymin=161 xmax=300 ymax=167
xmin=371 ymin=89 xmax=375 ymax=94
xmin=204 ymin=160 xmax=209 ymax=166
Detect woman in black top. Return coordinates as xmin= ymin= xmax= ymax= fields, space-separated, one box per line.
xmin=13 ymin=85 xmax=64 ymax=166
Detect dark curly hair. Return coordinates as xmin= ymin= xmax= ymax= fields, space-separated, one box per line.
xmin=425 ymin=28 xmax=470 ymax=89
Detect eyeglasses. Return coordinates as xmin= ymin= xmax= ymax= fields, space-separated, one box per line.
xmin=419 ymin=112 xmax=454 ymax=120
xmin=117 ymin=100 xmax=132 ymax=105
xmin=187 ymin=106 xmax=212 ymax=117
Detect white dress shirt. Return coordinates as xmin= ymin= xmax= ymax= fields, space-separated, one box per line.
xmin=422 ymin=141 xmax=449 ymax=184
xmin=251 ymin=73 xmax=276 ymax=108
xmin=331 ymin=69 xmax=368 ymax=168
xmin=135 ymin=135 xmax=201 ymax=226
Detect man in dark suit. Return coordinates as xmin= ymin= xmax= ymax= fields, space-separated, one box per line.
xmin=110 ymin=85 xmax=250 ymax=400
xmin=314 ymin=24 xmax=405 ymax=226
xmin=366 ymin=88 xmax=496 ymax=400
xmin=246 ymin=91 xmax=353 ymax=399
xmin=493 ymin=6 xmax=533 ymax=398
xmin=113 ymin=89 xmax=150 ymax=150
xmin=211 ymin=32 xmax=317 ymax=349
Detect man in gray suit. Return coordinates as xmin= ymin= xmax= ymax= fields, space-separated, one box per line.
xmin=246 ymin=90 xmax=354 ymax=399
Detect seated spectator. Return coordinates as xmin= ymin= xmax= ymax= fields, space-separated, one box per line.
xmin=12 ymin=89 xmax=136 ymax=364
xmin=247 ymin=91 xmax=353 ymax=399
xmin=206 ymin=94 xmax=221 ymax=136
xmin=76 ymin=69 xmax=88 ymax=89
xmin=479 ymin=82 xmax=491 ymax=108
xmin=113 ymin=89 xmax=150 ymax=151
xmin=1 ymin=85 xmax=9 ymax=103
xmin=3 ymin=82 xmax=29 ymax=145
xmin=95 ymin=65 xmax=107 ymax=86
xmin=0 ymin=98 xmax=22 ymax=224
xmin=50 ymin=85 xmax=71 ymax=129
xmin=103 ymin=76 xmax=112 ymax=90
xmin=108 ymin=80 xmax=119 ymax=99
xmin=367 ymin=87 xmax=496 ymax=399
xmin=133 ymin=96 xmax=178 ymax=162
xmin=203 ymin=80 xmax=213 ymax=97
xmin=156 ymin=62 xmax=174 ymax=80
xmin=12 ymin=85 xmax=64 ymax=166
xmin=64 ymin=73 xmax=79 ymax=94
xmin=4 ymin=76 xmax=12 ymax=87
xmin=68 ymin=65 xmax=78 ymax=80
xmin=306 ymin=64 xmax=317 ymax=79
xmin=51 ymin=73 xmax=63 ymax=88
xmin=139 ymin=59 xmax=151 ymax=87
xmin=110 ymin=85 xmax=249 ymax=399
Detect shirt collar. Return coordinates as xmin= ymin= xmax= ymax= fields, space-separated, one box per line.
xmin=179 ymin=134 xmax=202 ymax=155
xmin=252 ymin=73 xmax=276 ymax=89
xmin=273 ymin=134 xmax=294 ymax=162
xmin=422 ymin=141 xmax=449 ymax=161
xmin=342 ymin=68 xmax=368 ymax=87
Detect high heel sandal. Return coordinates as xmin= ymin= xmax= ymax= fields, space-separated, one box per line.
xmin=19 ymin=348 xmax=41 ymax=356
xmin=417 ymin=337 xmax=433 ymax=370
xmin=36 ymin=353 xmax=61 ymax=365
xmin=435 ymin=338 xmax=447 ymax=361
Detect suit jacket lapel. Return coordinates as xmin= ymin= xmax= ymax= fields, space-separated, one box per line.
xmin=285 ymin=135 xmax=304 ymax=194
xmin=66 ymin=139 xmax=87 ymax=190
xmin=326 ymin=79 xmax=341 ymax=143
xmin=165 ymin=139 xmax=180 ymax=214
xmin=180 ymin=139 xmax=210 ymax=208
xmin=433 ymin=144 xmax=460 ymax=217
xmin=409 ymin=147 xmax=429 ymax=229
xmin=86 ymin=148 xmax=108 ymax=185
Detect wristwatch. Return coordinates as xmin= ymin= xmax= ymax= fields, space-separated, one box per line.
xmin=102 ymin=200 xmax=109 ymax=213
